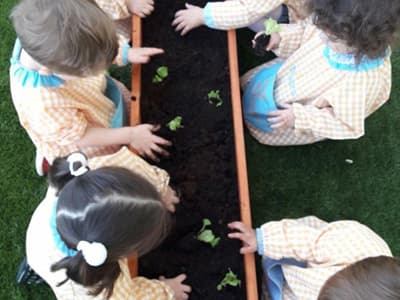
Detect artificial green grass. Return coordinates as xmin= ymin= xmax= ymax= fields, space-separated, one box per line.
xmin=0 ymin=1 xmax=399 ymax=298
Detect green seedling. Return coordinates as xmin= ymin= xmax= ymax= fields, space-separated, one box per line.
xmin=152 ymin=66 xmax=169 ymax=83
xmin=197 ymin=218 xmax=220 ymax=248
xmin=207 ymin=89 xmax=223 ymax=107
xmin=217 ymin=268 xmax=241 ymax=291
xmin=264 ymin=18 xmax=281 ymax=35
xmin=166 ymin=116 xmax=184 ymax=131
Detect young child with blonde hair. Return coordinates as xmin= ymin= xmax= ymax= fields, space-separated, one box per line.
xmin=228 ymin=216 xmax=400 ymax=299
xmin=241 ymin=0 xmax=399 ymax=145
xmin=26 ymin=148 xmax=190 ymax=299
xmin=9 ymin=0 xmax=168 ymax=169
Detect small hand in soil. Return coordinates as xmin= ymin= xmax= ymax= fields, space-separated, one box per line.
xmin=159 ymin=274 xmax=191 ymax=300
xmin=129 ymin=124 xmax=172 ymax=162
xmin=128 ymin=47 xmax=164 ymax=64
xmin=252 ymin=31 xmax=281 ymax=56
xmin=162 ymin=186 xmax=180 ymax=213
xmin=172 ymin=3 xmax=204 ymax=36
xmin=227 ymin=222 xmax=257 ymax=254
xmin=126 ymin=0 xmax=154 ymax=17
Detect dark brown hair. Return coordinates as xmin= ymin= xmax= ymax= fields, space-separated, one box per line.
xmin=10 ymin=0 xmax=118 ymax=76
xmin=311 ymin=0 xmax=400 ymax=61
xmin=48 ymin=155 xmax=171 ymax=298
xmin=318 ymin=256 xmax=400 ymax=300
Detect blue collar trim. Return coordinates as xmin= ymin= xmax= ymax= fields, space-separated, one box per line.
xmin=323 ymin=46 xmax=386 ymax=72
xmin=10 ymin=39 xmax=64 ymax=88
xmin=50 ymin=199 xmax=77 ymax=257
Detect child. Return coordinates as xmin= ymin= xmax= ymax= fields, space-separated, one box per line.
xmin=228 ymin=216 xmax=400 ymax=299
xmin=9 ymin=0 xmax=168 ymax=166
xmin=172 ymin=0 xmax=310 ymax=36
xmin=240 ymin=0 xmax=400 ymax=146
xmin=26 ymin=148 xmax=191 ymax=299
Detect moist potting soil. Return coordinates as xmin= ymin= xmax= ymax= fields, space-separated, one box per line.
xmin=138 ymin=0 xmax=247 ymax=299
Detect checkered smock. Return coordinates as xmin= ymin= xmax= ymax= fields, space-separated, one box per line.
xmin=26 ymin=147 xmax=173 ymax=299
xmin=241 ymin=20 xmax=391 ymax=145
xmin=203 ymin=0 xmax=310 ymax=30
xmin=257 ymin=216 xmax=392 ymax=299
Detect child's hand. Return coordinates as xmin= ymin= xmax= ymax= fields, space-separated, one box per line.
xmin=126 ymin=0 xmax=154 ymax=17
xmin=227 ymin=221 xmax=257 ymax=254
xmin=252 ymin=31 xmax=281 ymax=51
xmin=128 ymin=47 xmax=164 ymax=64
xmin=267 ymin=104 xmax=295 ymax=130
xmin=172 ymin=3 xmax=204 ymax=36
xmin=159 ymin=274 xmax=191 ymax=300
xmin=162 ymin=186 xmax=180 ymax=213
xmin=129 ymin=124 xmax=172 ymax=161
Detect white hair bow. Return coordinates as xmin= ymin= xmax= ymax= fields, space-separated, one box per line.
xmin=77 ymin=241 xmax=108 ymax=267
xmin=67 ymin=153 xmax=89 ymax=177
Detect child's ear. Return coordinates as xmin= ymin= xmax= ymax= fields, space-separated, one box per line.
xmin=38 ymin=66 xmax=52 ymax=75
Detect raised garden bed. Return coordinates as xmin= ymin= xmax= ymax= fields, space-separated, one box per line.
xmin=130 ymin=1 xmax=258 ymax=299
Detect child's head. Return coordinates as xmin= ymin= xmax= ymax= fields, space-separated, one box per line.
xmin=318 ymin=256 xmax=400 ymax=300
xmin=10 ymin=0 xmax=118 ymax=76
xmin=48 ymin=153 xmax=171 ymax=298
xmin=311 ymin=0 xmax=400 ymax=60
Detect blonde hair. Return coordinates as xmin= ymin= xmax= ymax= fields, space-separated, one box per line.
xmin=318 ymin=256 xmax=400 ymax=300
xmin=10 ymin=0 xmax=119 ymax=76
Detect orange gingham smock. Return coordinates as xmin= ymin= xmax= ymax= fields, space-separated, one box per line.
xmin=203 ymin=0 xmax=310 ymax=30
xmin=26 ymin=147 xmax=174 ymax=300
xmin=258 ymin=216 xmax=392 ymax=299
xmin=241 ymin=20 xmax=391 ymax=145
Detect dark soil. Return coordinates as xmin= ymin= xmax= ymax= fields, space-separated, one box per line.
xmin=138 ymin=0 xmax=246 ymax=299
xmin=253 ymin=34 xmax=271 ymax=56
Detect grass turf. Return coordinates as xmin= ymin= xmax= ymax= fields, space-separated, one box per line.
xmin=0 ymin=1 xmax=399 ymax=298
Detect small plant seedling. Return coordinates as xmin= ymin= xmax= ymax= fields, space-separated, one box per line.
xmin=197 ymin=218 xmax=220 ymax=248
xmin=166 ymin=116 xmax=184 ymax=131
xmin=254 ymin=18 xmax=281 ymax=56
xmin=207 ymin=89 xmax=223 ymax=107
xmin=217 ymin=268 xmax=241 ymax=291
xmin=152 ymin=66 xmax=169 ymax=83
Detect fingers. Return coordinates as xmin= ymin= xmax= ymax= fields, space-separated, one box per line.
xmin=176 ymin=273 xmax=187 ymax=283
xmin=227 ymin=232 xmax=246 ymax=241
xmin=227 ymin=221 xmax=248 ymax=233
xmin=240 ymin=246 xmax=256 ymax=254
xmin=138 ymin=47 xmax=164 ymax=56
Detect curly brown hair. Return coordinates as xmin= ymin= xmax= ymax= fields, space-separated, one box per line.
xmin=311 ymin=0 xmax=400 ymax=61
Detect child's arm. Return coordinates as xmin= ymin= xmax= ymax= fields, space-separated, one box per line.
xmin=95 ymin=0 xmax=154 ymax=19
xmin=74 ymin=125 xmax=171 ymax=161
xmin=173 ymin=0 xmax=283 ymax=35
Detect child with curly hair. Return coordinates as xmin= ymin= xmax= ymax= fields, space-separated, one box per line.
xmin=9 ymin=0 xmax=168 ymax=170
xmin=26 ymin=148 xmax=190 ymax=299
xmin=241 ymin=0 xmax=400 ymax=145
xmin=228 ymin=216 xmax=400 ymax=299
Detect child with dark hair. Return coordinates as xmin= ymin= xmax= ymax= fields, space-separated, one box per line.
xmin=26 ymin=148 xmax=191 ymax=299
xmin=228 ymin=216 xmax=400 ymax=299
xmin=9 ymin=0 xmax=168 ymax=171
xmin=241 ymin=0 xmax=400 ymax=146
xmin=172 ymin=0 xmax=310 ymax=36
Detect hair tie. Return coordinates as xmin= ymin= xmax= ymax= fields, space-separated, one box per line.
xmin=67 ymin=152 xmax=89 ymax=177
xmin=77 ymin=241 xmax=107 ymax=267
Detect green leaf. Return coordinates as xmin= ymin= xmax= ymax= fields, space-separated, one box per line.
xmin=198 ymin=229 xmax=215 ymax=243
xmin=208 ymin=90 xmax=223 ymax=107
xmin=203 ymin=218 xmax=211 ymax=226
xmin=156 ymin=66 xmax=168 ymax=78
xmin=210 ymin=237 xmax=220 ymax=248
xmin=166 ymin=116 xmax=184 ymax=131
xmin=264 ymin=18 xmax=280 ymax=35
xmin=152 ymin=74 xmax=163 ymax=83
xmin=217 ymin=269 xmax=241 ymax=291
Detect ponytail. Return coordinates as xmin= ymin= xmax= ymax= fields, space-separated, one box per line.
xmin=51 ymin=254 xmax=120 ymax=298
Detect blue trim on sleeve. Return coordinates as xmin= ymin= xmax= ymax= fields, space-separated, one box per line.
xmin=323 ymin=46 xmax=387 ymax=72
xmin=121 ymin=43 xmax=131 ymax=65
xmin=203 ymin=3 xmax=217 ymax=29
xmin=10 ymin=39 xmax=64 ymax=88
xmin=256 ymin=228 xmax=264 ymax=256
xmin=50 ymin=199 xmax=78 ymax=257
